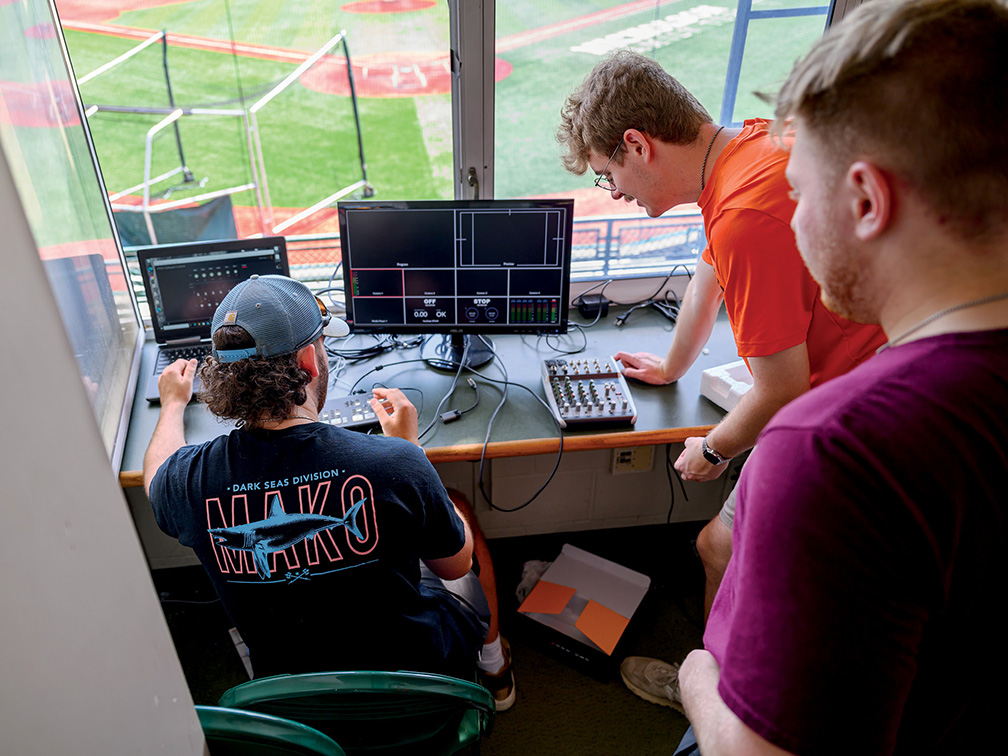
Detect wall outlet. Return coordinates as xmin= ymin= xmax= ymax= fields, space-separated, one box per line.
xmin=610 ymin=446 xmax=655 ymax=475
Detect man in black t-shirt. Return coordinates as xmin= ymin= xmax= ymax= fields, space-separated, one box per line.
xmin=143 ymin=274 xmax=515 ymax=710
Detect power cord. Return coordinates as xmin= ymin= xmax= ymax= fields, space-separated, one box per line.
xmin=665 ymin=442 xmax=689 ymax=524
xmin=466 ymin=337 xmax=564 ymax=513
xmin=328 ymin=334 xmax=424 ymax=364
xmin=440 ymin=377 xmax=479 ymax=423
xmin=418 ymin=336 xmax=470 ymax=441
xmin=338 ymin=338 xmax=563 ymax=512
xmin=614 ymin=288 xmax=682 ymax=327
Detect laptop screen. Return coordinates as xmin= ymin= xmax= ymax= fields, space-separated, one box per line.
xmin=137 ymin=237 xmax=290 ymax=344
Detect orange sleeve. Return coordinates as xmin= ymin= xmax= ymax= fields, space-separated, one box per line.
xmin=708 ymin=208 xmax=820 ymax=358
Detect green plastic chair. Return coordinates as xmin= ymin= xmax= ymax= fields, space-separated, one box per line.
xmin=195 ymin=705 xmax=347 ymax=756
xmin=217 ymin=670 xmax=496 ymax=756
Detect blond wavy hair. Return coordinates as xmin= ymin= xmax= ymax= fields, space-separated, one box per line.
xmin=775 ymin=0 xmax=1008 ymax=240
xmin=557 ymin=50 xmax=711 ymax=175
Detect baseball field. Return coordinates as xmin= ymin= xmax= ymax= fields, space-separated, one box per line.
xmin=50 ymin=0 xmax=826 ymax=236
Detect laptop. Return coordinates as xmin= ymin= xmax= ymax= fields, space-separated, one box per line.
xmin=137 ymin=236 xmax=290 ymax=402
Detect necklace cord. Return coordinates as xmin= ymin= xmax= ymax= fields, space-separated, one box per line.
xmin=701 ymin=125 xmax=725 ymax=191
xmin=878 ymin=290 xmax=1008 ymax=352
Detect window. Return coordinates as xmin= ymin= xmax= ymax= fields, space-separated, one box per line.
xmin=53 ymin=0 xmax=834 ymax=308
xmin=1 ymin=0 xmax=143 ymax=467
xmin=489 ymin=0 xmax=829 ymax=281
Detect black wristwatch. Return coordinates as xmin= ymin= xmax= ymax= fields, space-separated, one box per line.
xmin=701 ymin=437 xmax=730 ymax=465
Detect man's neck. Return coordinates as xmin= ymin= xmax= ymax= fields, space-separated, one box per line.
xmin=878 ymin=235 xmax=1008 ymax=346
xmin=253 ymin=401 xmax=319 ymax=430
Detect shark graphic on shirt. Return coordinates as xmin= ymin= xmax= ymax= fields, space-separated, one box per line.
xmin=208 ymin=494 xmax=366 ymax=579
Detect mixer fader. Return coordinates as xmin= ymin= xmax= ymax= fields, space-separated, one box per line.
xmin=541 ymin=355 xmax=638 ymax=428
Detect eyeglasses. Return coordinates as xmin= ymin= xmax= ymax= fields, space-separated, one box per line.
xmin=315 ymin=295 xmax=332 ymax=328
xmin=594 ymin=138 xmax=623 ymax=191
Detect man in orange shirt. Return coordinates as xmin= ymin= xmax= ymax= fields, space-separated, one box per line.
xmin=557 ymin=50 xmax=885 ymax=711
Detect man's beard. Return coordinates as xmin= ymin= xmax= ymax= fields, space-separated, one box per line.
xmin=803 ymin=225 xmax=877 ymax=325
xmin=315 ymin=345 xmax=329 ymax=409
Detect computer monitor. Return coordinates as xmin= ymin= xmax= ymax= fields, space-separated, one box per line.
xmin=338 ymin=198 xmax=573 ymax=369
xmin=137 ymin=236 xmax=289 ymax=344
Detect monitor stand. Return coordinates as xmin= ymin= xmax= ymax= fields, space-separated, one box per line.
xmin=421 ymin=334 xmax=494 ymax=371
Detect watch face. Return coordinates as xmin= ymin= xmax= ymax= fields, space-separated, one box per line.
xmin=702 ymin=439 xmax=723 ymax=464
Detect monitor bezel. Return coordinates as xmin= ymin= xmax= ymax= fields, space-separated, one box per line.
xmin=136 ymin=235 xmax=290 ymax=343
xmin=338 ymin=198 xmax=574 ymax=336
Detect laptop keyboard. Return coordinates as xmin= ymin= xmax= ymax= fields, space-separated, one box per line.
xmin=156 ymin=344 xmax=211 ymax=371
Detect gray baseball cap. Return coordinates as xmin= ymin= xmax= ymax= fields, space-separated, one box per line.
xmin=211 ymin=274 xmax=349 ymax=363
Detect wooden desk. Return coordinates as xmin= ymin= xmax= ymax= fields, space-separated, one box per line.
xmin=118 ymin=309 xmax=738 ymax=487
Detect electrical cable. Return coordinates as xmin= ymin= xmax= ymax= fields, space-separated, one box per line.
xmin=440 ymin=378 xmax=479 ymax=423
xmin=369 ymin=383 xmax=425 ymax=419
xmin=571 ymin=279 xmax=612 ymax=327
xmin=665 ymin=442 xmax=689 ymax=524
xmin=322 ymin=260 xmax=343 ymax=312
xmin=328 ymin=334 xmax=424 ymax=365
xmin=418 ymin=336 xmax=469 ymax=441
xmin=543 ymin=323 xmax=588 ymax=355
xmin=338 ymin=340 xmax=563 ymax=511
xmin=346 ymin=357 xmax=431 ymax=395
xmin=602 ymin=264 xmax=692 ymax=308
xmin=465 ymin=337 xmax=565 ymax=513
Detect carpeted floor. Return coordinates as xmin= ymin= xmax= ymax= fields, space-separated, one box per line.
xmin=154 ymin=521 xmax=706 ymax=754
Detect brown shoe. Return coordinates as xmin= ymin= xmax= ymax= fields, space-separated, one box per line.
xmin=479 ymin=636 xmax=516 ymax=711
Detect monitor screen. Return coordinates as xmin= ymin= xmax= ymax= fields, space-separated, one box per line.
xmin=338 ymin=199 xmax=573 ymax=336
xmin=137 ymin=236 xmax=289 ymax=344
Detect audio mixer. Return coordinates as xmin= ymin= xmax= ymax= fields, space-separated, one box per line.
xmin=541 ymin=356 xmax=638 ymax=428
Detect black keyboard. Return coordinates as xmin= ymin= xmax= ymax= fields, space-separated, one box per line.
xmin=156 ymin=344 xmax=211 ymax=370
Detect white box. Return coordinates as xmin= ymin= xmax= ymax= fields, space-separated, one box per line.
xmin=517 ymin=544 xmax=651 ymax=679
xmin=700 ymin=359 xmax=753 ymax=412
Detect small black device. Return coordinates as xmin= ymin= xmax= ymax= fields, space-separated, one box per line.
xmin=541 ymin=355 xmax=637 ymax=428
xmin=576 ymin=293 xmax=610 ymax=319
xmin=339 ymin=199 xmax=574 ymax=370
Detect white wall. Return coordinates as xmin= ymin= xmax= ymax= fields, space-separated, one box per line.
xmin=0 ymin=149 xmax=204 ymax=753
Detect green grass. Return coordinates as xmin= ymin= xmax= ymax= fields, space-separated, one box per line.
xmin=55 ymin=0 xmax=825 ymax=212
xmin=493 ymin=1 xmax=826 ymax=198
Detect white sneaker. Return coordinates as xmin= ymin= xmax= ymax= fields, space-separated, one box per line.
xmin=620 ymin=656 xmax=684 ymax=714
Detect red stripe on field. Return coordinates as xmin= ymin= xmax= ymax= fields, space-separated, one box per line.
xmin=62 ymin=20 xmax=312 ymax=64
xmin=342 ymin=0 xmax=436 ymax=12
xmin=496 ymin=0 xmax=683 ymax=53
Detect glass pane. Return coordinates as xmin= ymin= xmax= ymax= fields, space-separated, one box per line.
xmin=55 ymin=0 xmax=453 ymax=296
xmin=0 ymin=0 xmax=141 ymax=464
xmin=494 ymin=0 xmax=827 ymax=280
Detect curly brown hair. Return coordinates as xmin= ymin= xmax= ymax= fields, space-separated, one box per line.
xmin=198 ymin=326 xmax=317 ymax=427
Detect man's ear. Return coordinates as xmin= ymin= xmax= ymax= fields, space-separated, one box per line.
xmin=296 ymin=343 xmax=320 ymax=377
xmin=847 ymin=160 xmax=892 ymax=241
xmin=623 ymin=129 xmax=653 ymax=162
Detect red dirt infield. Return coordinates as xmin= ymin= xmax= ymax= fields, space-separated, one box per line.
xmin=300 ymin=51 xmax=512 ymax=98
xmin=341 ymin=0 xmax=436 ymax=13
xmin=55 ymin=0 xmax=198 ymax=25
xmin=0 ymin=80 xmax=81 ymax=128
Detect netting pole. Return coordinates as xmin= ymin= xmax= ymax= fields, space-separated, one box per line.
xmin=162 ymin=30 xmax=195 ymax=184
xmin=341 ymin=33 xmax=374 ymax=197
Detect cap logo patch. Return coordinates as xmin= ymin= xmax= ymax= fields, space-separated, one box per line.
xmin=223 ymin=310 xmax=238 ymax=323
